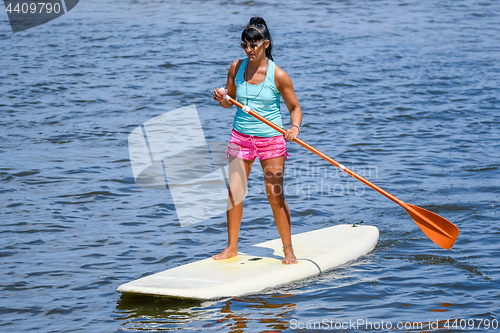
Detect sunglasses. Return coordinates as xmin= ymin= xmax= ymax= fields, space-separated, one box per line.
xmin=240 ymin=40 xmax=266 ymax=50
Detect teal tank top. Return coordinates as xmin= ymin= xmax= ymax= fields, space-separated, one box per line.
xmin=233 ymin=58 xmax=283 ymax=137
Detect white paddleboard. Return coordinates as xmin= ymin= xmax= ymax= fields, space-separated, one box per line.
xmin=116 ymin=224 xmax=379 ymax=299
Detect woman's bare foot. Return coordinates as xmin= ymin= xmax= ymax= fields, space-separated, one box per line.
xmin=282 ymin=246 xmax=298 ymax=264
xmin=212 ymin=246 xmax=238 ymax=260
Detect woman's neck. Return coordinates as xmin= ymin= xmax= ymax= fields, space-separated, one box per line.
xmin=247 ymin=56 xmax=268 ymax=69
xmin=244 ymin=57 xmax=268 ymax=84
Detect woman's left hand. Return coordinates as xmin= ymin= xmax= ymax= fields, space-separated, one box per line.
xmin=284 ymin=126 xmax=300 ymax=142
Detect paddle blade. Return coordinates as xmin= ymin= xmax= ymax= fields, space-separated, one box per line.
xmin=404 ymin=204 xmax=459 ymax=249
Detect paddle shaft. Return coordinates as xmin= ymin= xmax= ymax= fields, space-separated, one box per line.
xmin=225 ymin=95 xmax=406 ymax=207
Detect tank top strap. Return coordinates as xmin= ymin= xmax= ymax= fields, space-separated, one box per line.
xmin=265 ymin=59 xmax=276 ymax=87
xmin=235 ymin=58 xmax=248 ymax=84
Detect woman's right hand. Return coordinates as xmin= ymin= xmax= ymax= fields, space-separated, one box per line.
xmin=212 ymin=88 xmax=226 ymax=102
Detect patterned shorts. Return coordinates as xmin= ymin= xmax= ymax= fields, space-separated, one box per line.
xmin=226 ymin=129 xmax=290 ymax=161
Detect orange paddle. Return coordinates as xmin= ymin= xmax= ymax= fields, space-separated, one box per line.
xmin=221 ymin=92 xmax=459 ymax=249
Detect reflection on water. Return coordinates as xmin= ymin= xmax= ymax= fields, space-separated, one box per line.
xmin=115 ymin=294 xmax=295 ymax=332
xmin=116 ymin=294 xmax=206 ymax=330
xmin=216 ymin=296 xmax=295 ymax=333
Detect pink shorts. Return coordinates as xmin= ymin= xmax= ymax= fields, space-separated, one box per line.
xmin=226 ymin=129 xmax=290 ymax=161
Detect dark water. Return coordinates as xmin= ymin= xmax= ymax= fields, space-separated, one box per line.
xmin=1 ymin=0 xmax=499 ymax=332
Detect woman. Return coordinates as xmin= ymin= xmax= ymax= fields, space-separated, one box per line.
xmin=212 ymin=17 xmax=302 ymax=265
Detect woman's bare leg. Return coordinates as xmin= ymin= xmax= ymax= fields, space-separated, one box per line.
xmin=260 ymin=156 xmax=297 ymax=264
xmin=212 ymin=157 xmax=254 ymax=260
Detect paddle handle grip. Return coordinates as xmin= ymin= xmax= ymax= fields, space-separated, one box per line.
xmin=224 ymin=95 xmax=405 ymax=207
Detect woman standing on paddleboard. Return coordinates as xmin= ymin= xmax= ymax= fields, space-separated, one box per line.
xmin=212 ymin=17 xmax=302 ymax=264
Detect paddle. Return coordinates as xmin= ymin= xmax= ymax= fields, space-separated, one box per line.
xmin=220 ymin=91 xmax=460 ymax=249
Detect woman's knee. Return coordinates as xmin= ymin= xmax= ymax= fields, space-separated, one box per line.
xmin=228 ymin=180 xmax=246 ymax=203
xmin=265 ymin=184 xmax=285 ymax=204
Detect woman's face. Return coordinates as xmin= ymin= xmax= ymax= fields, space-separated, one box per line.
xmin=241 ymin=39 xmax=268 ymax=61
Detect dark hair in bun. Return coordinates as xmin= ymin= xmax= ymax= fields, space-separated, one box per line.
xmin=241 ymin=17 xmax=273 ymax=61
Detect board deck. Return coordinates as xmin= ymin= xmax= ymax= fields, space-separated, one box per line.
xmin=116 ymin=224 xmax=379 ymax=299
